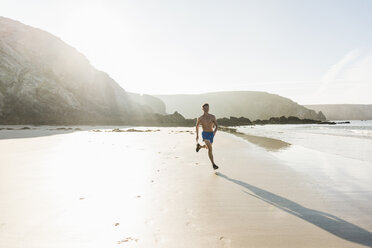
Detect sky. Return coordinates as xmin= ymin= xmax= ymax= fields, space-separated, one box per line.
xmin=1 ymin=0 xmax=372 ymax=104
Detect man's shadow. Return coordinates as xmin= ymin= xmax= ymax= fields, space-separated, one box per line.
xmin=216 ymin=172 xmax=372 ymax=247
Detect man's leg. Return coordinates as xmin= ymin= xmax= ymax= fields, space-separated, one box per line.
xmin=204 ymin=140 xmax=215 ymax=165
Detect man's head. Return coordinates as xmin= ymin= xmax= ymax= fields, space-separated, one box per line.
xmin=202 ymin=103 xmax=209 ymax=113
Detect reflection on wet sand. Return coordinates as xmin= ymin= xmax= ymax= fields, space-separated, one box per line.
xmin=220 ymin=126 xmax=291 ymax=151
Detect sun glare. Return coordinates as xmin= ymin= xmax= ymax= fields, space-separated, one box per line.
xmin=61 ymin=2 xmax=122 ymax=66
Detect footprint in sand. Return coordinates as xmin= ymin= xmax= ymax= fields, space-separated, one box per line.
xmin=117 ymin=237 xmax=138 ymax=244
xmin=114 ymin=223 xmax=120 ymax=226
xmin=219 ymin=236 xmax=232 ymax=248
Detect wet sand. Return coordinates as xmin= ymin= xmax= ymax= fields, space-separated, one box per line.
xmin=0 ymin=127 xmax=372 ymax=247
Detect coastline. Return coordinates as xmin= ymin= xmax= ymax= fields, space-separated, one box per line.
xmin=0 ymin=127 xmax=372 ymax=247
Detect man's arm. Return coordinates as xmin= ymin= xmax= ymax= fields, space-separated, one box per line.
xmin=213 ymin=115 xmax=218 ymax=136
xmin=196 ymin=117 xmax=200 ymax=141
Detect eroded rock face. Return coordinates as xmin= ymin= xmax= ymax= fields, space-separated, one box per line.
xmin=0 ymin=16 xmax=150 ymax=124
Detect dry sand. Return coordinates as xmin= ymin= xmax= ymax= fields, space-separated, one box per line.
xmin=0 ymin=126 xmax=372 ymax=248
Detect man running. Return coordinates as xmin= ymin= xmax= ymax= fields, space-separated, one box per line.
xmin=195 ymin=103 xmax=219 ymax=170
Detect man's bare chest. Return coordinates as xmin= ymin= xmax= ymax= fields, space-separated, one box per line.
xmin=200 ymin=116 xmax=214 ymax=125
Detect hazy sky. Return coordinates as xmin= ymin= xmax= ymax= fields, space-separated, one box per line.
xmin=2 ymin=0 xmax=372 ymax=104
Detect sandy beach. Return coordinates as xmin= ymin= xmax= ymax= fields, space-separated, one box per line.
xmin=1 ymin=126 xmax=372 ymax=248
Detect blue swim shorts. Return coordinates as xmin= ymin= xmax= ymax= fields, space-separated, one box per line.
xmin=202 ymin=131 xmax=214 ymax=143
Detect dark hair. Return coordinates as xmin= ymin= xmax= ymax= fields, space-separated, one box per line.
xmin=202 ymin=103 xmax=209 ymax=108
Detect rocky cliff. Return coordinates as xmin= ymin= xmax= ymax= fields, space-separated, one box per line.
xmin=0 ymin=16 xmax=152 ymax=125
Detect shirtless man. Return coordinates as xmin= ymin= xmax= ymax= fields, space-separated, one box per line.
xmin=195 ymin=103 xmax=219 ymax=170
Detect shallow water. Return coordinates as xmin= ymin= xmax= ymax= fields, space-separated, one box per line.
xmin=237 ymin=120 xmax=372 ymax=163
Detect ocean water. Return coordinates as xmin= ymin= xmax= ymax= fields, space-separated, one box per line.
xmin=236 ymin=120 xmax=372 ymax=163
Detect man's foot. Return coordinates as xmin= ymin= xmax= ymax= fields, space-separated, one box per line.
xmin=196 ymin=143 xmax=201 ymax=152
xmin=213 ymin=164 xmax=219 ymax=170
